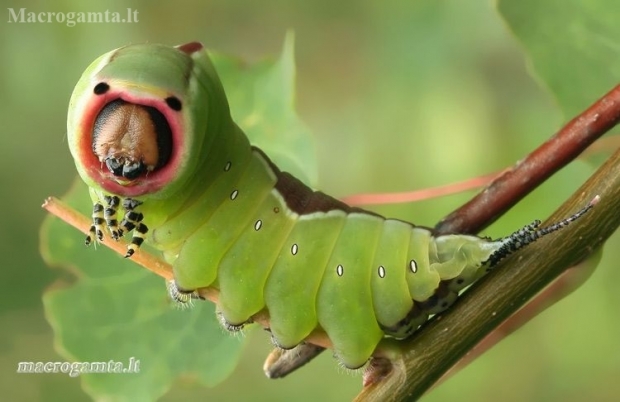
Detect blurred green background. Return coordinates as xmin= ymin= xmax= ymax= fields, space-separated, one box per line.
xmin=2 ymin=0 xmax=619 ymax=401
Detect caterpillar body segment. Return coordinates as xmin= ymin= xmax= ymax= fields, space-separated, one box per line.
xmin=67 ymin=42 xmax=596 ymax=372
xmin=265 ymin=210 xmax=346 ymax=349
xmin=369 ymin=219 xmax=415 ymax=337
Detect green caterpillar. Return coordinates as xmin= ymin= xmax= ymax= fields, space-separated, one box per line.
xmin=67 ymin=42 xmax=594 ymax=371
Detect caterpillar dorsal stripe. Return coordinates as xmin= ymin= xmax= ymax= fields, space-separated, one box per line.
xmin=67 ymin=42 xmax=596 ymax=370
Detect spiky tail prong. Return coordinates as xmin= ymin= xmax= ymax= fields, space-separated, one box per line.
xmin=487 ymin=195 xmax=600 ymax=267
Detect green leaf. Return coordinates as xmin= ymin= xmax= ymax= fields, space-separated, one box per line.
xmin=41 ymin=181 xmax=244 ymax=401
xmin=498 ymin=0 xmax=620 ymax=118
xmin=39 ymin=38 xmax=315 ymax=400
xmin=213 ymin=32 xmax=318 ymax=186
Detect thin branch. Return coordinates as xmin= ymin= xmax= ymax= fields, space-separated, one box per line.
xmin=432 ymin=257 xmax=599 ymax=389
xmin=340 ymin=171 xmax=503 ymax=206
xmin=435 ymin=84 xmax=620 ymax=235
xmin=42 ymin=197 xmax=174 ymax=281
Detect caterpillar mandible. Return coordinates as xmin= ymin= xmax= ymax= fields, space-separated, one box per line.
xmin=67 ymin=42 xmax=594 ymax=371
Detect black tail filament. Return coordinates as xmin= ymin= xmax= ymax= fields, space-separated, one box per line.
xmin=486 ymin=195 xmax=600 ymax=268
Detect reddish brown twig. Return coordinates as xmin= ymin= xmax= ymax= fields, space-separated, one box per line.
xmin=435 ymin=84 xmax=620 ymax=235
xmin=42 ymin=196 xmax=175 ymax=281
xmin=340 ymin=171 xmax=503 ymax=206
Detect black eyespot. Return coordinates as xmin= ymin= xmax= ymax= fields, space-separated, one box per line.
xmin=94 ymin=82 xmax=110 ymax=95
xmin=165 ymin=96 xmax=182 ymax=111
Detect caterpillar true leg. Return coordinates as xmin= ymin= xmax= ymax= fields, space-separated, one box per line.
xmin=119 ymin=198 xmax=148 ymax=258
xmin=103 ymin=195 xmax=122 ymax=239
xmin=118 ymin=198 xmax=143 ymax=235
xmin=84 ymin=195 xmax=149 ymax=258
xmin=85 ymin=201 xmax=104 ymax=246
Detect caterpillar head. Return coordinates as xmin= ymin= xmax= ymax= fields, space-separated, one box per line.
xmin=67 ymin=42 xmax=230 ymax=200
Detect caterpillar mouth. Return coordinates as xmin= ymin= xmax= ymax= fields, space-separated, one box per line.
xmin=92 ymin=99 xmax=173 ymax=182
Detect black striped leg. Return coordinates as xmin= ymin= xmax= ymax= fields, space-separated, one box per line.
xmin=118 ymin=198 xmax=143 ymax=236
xmin=103 ymin=195 xmax=121 ymax=240
xmin=85 ymin=202 xmax=105 ymax=246
xmin=124 ymin=222 xmax=148 ymax=258
xmin=85 ymin=196 xmax=151 ymax=258
xmin=119 ymin=198 xmax=148 ymax=258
